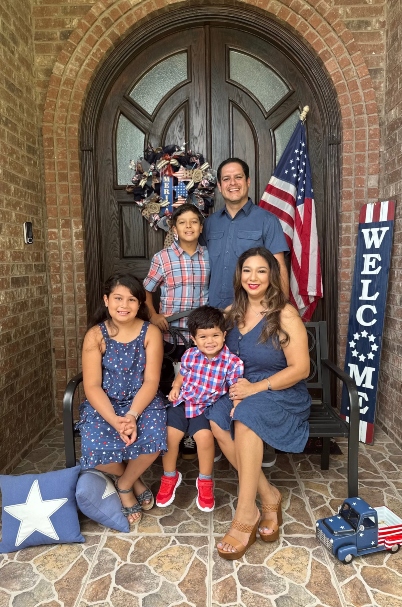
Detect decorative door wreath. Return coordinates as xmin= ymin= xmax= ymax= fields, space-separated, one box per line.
xmin=127 ymin=144 xmax=216 ymax=246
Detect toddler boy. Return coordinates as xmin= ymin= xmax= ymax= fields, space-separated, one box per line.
xmin=155 ymin=306 xmax=243 ymax=511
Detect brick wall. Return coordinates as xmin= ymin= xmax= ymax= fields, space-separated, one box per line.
xmin=0 ymin=0 xmax=54 ymax=472
xmin=336 ymin=0 xmax=387 ymax=105
xmin=31 ymin=0 xmax=388 ymax=120
xmin=33 ymin=0 xmax=97 ymax=114
xmin=377 ymin=0 xmax=402 ymax=444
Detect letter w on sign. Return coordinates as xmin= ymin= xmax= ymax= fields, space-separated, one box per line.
xmin=340 ymin=201 xmax=395 ymax=444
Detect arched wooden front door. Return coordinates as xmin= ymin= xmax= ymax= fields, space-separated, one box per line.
xmin=83 ymin=7 xmax=340 ymax=358
xmin=97 ymin=24 xmax=323 ymax=278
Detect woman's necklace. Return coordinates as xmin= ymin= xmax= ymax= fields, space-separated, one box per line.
xmin=248 ymin=304 xmax=267 ymax=317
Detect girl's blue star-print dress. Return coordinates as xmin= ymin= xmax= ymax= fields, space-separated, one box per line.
xmin=78 ymin=321 xmax=167 ymax=469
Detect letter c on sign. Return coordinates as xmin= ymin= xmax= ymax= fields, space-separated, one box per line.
xmin=356 ymin=305 xmax=377 ymax=326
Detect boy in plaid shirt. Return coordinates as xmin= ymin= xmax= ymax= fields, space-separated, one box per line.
xmin=155 ymin=306 xmax=243 ymax=511
xmin=144 ymin=202 xmax=209 ymax=352
xmin=144 ymin=202 xmax=210 ymax=410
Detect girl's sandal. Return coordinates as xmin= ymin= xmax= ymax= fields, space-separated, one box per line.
xmin=136 ymin=487 xmax=154 ymax=511
xmin=115 ymin=475 xmax=154 ymax=512
xmin=115 ymin=481 xmax=143 ymax=524
xmin=259 ymin=495 xmax=282 ymax=542
xmin=217 ymin=518 xmax=259 ymax=560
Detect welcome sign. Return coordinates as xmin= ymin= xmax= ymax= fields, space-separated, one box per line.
xmin=340 ymin=200 xmax=395 ymax=444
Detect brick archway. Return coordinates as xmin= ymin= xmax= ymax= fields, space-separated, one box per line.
xmin=42 ymin=0 xmax=380 ymax=407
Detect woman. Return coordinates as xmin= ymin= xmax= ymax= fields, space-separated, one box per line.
xmin=205 ymin=247 xmax=311 ymax=559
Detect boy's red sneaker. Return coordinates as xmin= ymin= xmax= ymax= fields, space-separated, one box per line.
xmin=196 ymin=477 xmax=215 ymax=512
xmin=156 ymin=471 xmax=182 ymax=507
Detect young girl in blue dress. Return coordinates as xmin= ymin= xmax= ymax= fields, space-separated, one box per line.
xmin=78 ymin=273 xmax=167 ymax=524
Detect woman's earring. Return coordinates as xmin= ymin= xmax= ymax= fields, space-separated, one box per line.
xmin=173 ymin=233 xmax=179 ymax=241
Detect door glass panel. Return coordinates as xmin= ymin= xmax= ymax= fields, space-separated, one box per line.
xmin=129 ymin=52 xmax=188 ymax=115
xmin=229 ymin=50 xmax=288 ymax=112
xmin=274 ymin=110 xmax=300 ymax=163
xmin=116 ymin=115 xmax=144 ymax=185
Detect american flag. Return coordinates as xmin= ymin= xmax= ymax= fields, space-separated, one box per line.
xmin=259 ymin=120 xmax=322 ymax=320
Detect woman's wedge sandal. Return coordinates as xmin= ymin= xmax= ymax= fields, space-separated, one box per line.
xmin=217 ymin=518 xmax=259 ymax=560
xmin=115 ymin=481 xmax=143 ymax=523
xmin=259 ymin=495 xmax=282 ymax=542
xmin=136 ymin=487 xmax=154 ymax=511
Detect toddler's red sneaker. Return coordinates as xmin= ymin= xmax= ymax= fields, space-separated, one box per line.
xmin=196 ymin=477 xmax=215 ymax=512
xmin=155 ymin=471 xmax=182 ymax=507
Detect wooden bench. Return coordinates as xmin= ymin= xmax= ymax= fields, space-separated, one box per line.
xmin=62 ymin=320 xmax=359 ymax=497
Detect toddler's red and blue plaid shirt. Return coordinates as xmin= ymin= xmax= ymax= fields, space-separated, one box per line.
xmin=174 ymin=345 xmax=244 ymax=418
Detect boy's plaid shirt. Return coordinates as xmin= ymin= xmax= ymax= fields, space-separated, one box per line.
xmin=173 ymin=345 xmax=244 ymax=417
xmin=143 ymin=242 xmax=209 ymax=343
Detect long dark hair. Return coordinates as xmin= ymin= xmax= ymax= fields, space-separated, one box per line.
xmin=226 ymin=247 xmax=289 ymax=346
xmin=89 ymin=273 xmax=149 ymax=332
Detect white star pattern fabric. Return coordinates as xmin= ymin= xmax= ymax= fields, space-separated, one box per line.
xmin=0 ymin=466 xmax=83 ymax=553
xmin=5 ymin=480 xmax=67 ymax=546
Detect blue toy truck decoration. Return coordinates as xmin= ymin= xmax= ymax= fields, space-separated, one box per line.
xmin=316 ymin=497 xmax=402 ymax=563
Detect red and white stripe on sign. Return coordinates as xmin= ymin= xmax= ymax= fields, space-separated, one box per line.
xmin=360 ymin=200 xmax=395 ymax=223
xmin=357 ymin=420 xmax=374 ymax=444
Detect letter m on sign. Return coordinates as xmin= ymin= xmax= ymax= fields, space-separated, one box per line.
xmin=341 ymin=201 xmax=395 ymax=444
xmin=347 ymin=364 xmax=375 ymax=389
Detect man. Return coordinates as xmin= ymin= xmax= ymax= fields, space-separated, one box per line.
xmin=202 ymin=158 xmax=290 ymax=466
xmin=202 ymin=158 xmax=289 ymax=308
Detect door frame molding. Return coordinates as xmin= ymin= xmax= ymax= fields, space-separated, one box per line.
xmin=81 ymin=4 xmax=340 ymax=361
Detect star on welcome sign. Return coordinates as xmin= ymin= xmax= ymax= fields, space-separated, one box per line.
xmin=4 ymin=480 xmax=68 ymax=546
xmin=348 ymin=332 xmax=378 ymax=362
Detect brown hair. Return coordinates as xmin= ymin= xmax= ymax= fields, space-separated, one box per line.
xmin=89 ymin=273 xmax=149 ymax=331
xmin=226 ymin=247 xmax=289 ymax=346
xmin=171 ymin=202 xmax=204 ymax=225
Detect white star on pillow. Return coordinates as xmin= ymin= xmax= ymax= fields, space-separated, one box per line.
xmin=86 ymin=469 xmax=116 ymax=499
xmin=4 ymin=480 xmax=67 ymax=546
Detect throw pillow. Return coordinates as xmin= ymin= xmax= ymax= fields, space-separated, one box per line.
xmin=76 ymin=470 xmax=129 ymax=532
xmin=0 ymin=465 xmax=84 ymax=553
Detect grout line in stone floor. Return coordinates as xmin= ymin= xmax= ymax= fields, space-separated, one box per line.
xmin=360 ymin=444 xmax=402 ymax=503
xmin=74 ymin=527 xmax=108 ymax=607
xmin=206 ymin=508 xmax=214 ymax=607
xmin=289 ymin=450 xmax=348 ymax=607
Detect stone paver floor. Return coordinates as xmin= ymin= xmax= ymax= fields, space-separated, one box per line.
xmin=1 ymin=425 xmax=402 ymax=606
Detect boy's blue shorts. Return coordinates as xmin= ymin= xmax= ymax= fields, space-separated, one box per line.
xmin=167 ymin=403 xmax=211 ymax=436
